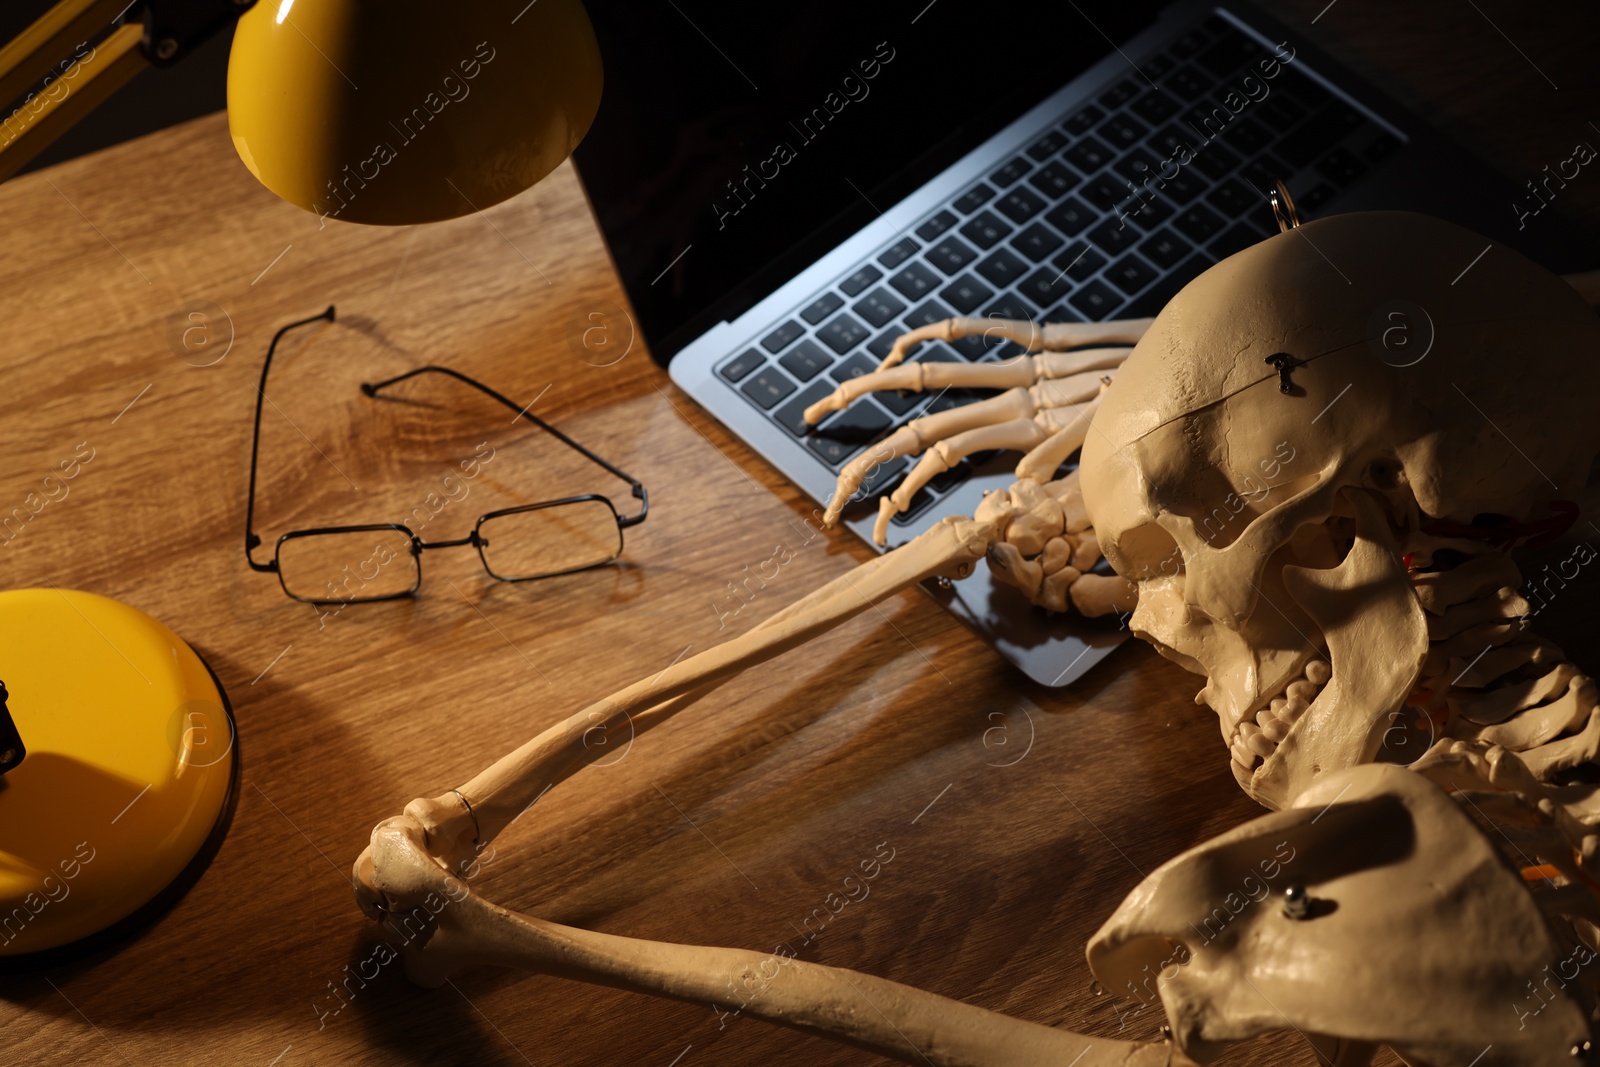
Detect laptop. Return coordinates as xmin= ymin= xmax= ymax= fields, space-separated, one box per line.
xmin=571 ymin=0 xmax=1588 ymax=686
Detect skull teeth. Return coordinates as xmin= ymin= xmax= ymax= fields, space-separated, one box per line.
xmin=1232 ymin=656 xmax=1331 ymax=778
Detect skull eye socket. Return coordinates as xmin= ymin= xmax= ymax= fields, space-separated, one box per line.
xmin=1364 ymin=458 xmax=1404 ymax=491
xmin=1117 ymin=522 xmax=1184 ymax=580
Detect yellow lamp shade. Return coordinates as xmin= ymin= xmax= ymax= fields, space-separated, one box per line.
xmin=227 ymin=0 xmax=603 ymax=225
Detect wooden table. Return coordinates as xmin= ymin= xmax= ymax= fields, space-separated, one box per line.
xmin=1 ymin=2 xmax=1596 ymax=1064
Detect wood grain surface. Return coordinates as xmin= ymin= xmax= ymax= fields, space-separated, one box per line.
xmin=1 ymin=2 xmax=1596 ymax=1064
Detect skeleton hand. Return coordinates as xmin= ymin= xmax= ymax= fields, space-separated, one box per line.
xmin=803 ymin=315 xmax=1150 ymax=616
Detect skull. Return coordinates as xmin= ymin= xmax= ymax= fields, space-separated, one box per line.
xmin=1079 ymin=211 xmax=1600 ymax=809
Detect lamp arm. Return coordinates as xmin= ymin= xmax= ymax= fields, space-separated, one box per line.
xmin=0 ymin=0 xmax=257 ymax=183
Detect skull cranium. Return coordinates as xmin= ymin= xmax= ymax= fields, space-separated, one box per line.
xmin=1079 ymin=211 xmax=1600 ymax=809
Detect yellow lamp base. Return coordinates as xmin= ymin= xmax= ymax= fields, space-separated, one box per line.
xmin=0 ymin=589 xmax=237 ymax=964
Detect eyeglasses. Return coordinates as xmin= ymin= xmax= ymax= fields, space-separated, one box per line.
xmin=245 ymin=306 xmax=648 ymax=605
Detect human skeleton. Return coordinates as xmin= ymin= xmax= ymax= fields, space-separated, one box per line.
xmin=353 ymin=210 xmax=1600 ymax=1065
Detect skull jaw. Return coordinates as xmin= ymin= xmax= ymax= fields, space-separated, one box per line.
xmin=1129 ymin=576 xmax=1320 ymax=748
xmin=1249 ymin=493 xmax=1430 ymax=809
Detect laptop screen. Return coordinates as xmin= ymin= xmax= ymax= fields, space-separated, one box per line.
xmin=572 ymin=0 xmax=1160 ymax=362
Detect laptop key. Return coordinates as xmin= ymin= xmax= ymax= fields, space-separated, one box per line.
xmin=774 ymin=381 xmax=834 ymax=436
xmin=1028 ymin=160 xmax=1080 ymax=199
xmin=1221 ymin=117 xmax=1273 ymax=156
xmin=1151 ymin=124 xmax=1199 ymax=159
xmin=975 ymin=248 xmax=1029 ymax=289
xmin=1098 ymin=78 xmax=1140 ymax=110
xmin=1099 ymin=114 xmax=1150 ymax=150
xmin=761 ymin=320 xmax=804 ymax=353
xmin=818 ymin=312 xmax=872 ymax=355
xmin=807 ymin=434 xmax=858 ymax=468
xmin=926 ymin=235 xmax=978 ymax=274
xmin=1069 ymin=279 xmax=1124 ymax=319
xmin=1045 ymin=196 xmax=1095 ymax=236
xmin=889 ymin=484 xmax=939 ymax=525
xmin=1190 ymin=142 xmax=1242 ymax=181
xmin=1173 ymin=202 xmax=1225 ymax=243
xmin=985 ymin=294 xmax=1039 ymax=322
xmin=1055 ymin=241 xmax=1106 ymax=281
xmin=1138 ymin=228 xmax=1193 ymax=270
xmin=1113 ymin=148 xmax=1161 ymax=185
xmin=1041 ymin=302 xmax=1081 ymax=326
xmin=816 ymin=397 xmax=893 ymax=444
xmin=1107 ymin=252 xmax=1159 ymax=295
xmin=831 ymin=352 xmax=877 ymax=383
xmin=953 ymin=183 xmax=996 ymax=214
xmin=1158 ymin=169 xmax=1208 ymax=204
xmin=959 ymin=210 xmax=1014 ymax=250
xmin=1018 ymin=267 xmax=1072 ymax=309
xmin=929 ymin=459 xmax=973 ymax=493
xmin=1316 ymin=146 xmax=1368 ymax=186
xmin=1088 ymin=217 xmax=1140 ymax=257
xmin=866 ymin=329 xmax=899 ymax=359
xmin=1123 ymin=195 xmax=1175 ymax=231
xmin=1168 ymin=65 xmax=1212 ymax=98
xmin=719 ymin=348 xmax=765 ymax=383
xmin=779 ymin=339 xmax=832 ymax=382
xmin=879 ymin=237 xmax=920 ymax=269
xmin=800 ymin=292 xmax=844 ymax=325
xmin=916 ymin=210 xmax=959 ymax=242
xmin=839 ymin=263 xmax=883 ymax=297
xmin=1011 ymin=222 xmax=1065 ymax=261
xmin=995 ymin=186 xmax=1047 ymax=224
xmin=904 ymin=298 xmax=956 ymax=332
xmin=876 ymin=386 xmax=924 ymax=416
xmin=888 ymin=261 xmax=942 ymax=300
xmin=927 ymin=390 xmax=983 ymax=416
xmin=1241 ymin=153 xmax=1293 ymax=191
xmin=1027 ymin=130 xmax=1067 ymax=160
xmin=853 ymin=287 xmax=908 ymax=329
xmin=1081 ymin=175 xmax=1126 ymax=212
xmin=1064 ymin=135 xmax=1114 ymax=174
xmin=1257 ymin=94 xmax=1308 ymax=132
xmin=1206 ymin=177 xmax=1258 ymax=219
xmin=941 ymin=274 xmax=996 ymax=315
xmin=741 ymin=367 xmax=798 ymax=409
xmin=951 ymin=330 xmax=1002 ymax=359
xmin=1131 ymin=90 xmax=1181 ymax=124
xmin=989 ymin=156 xmax=1031 ymax=187
xmin=1062 ymin=104 xmax=1104 ymax=136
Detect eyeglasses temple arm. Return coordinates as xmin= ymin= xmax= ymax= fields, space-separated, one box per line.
xmin=246 ymin=305 xmax=337 ymax=571
xmin=362 ymin=366 xmax=649 ymax=526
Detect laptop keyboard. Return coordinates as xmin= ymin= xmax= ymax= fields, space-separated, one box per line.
xmin=716 ymin=13 xmax=1399 ymax=525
